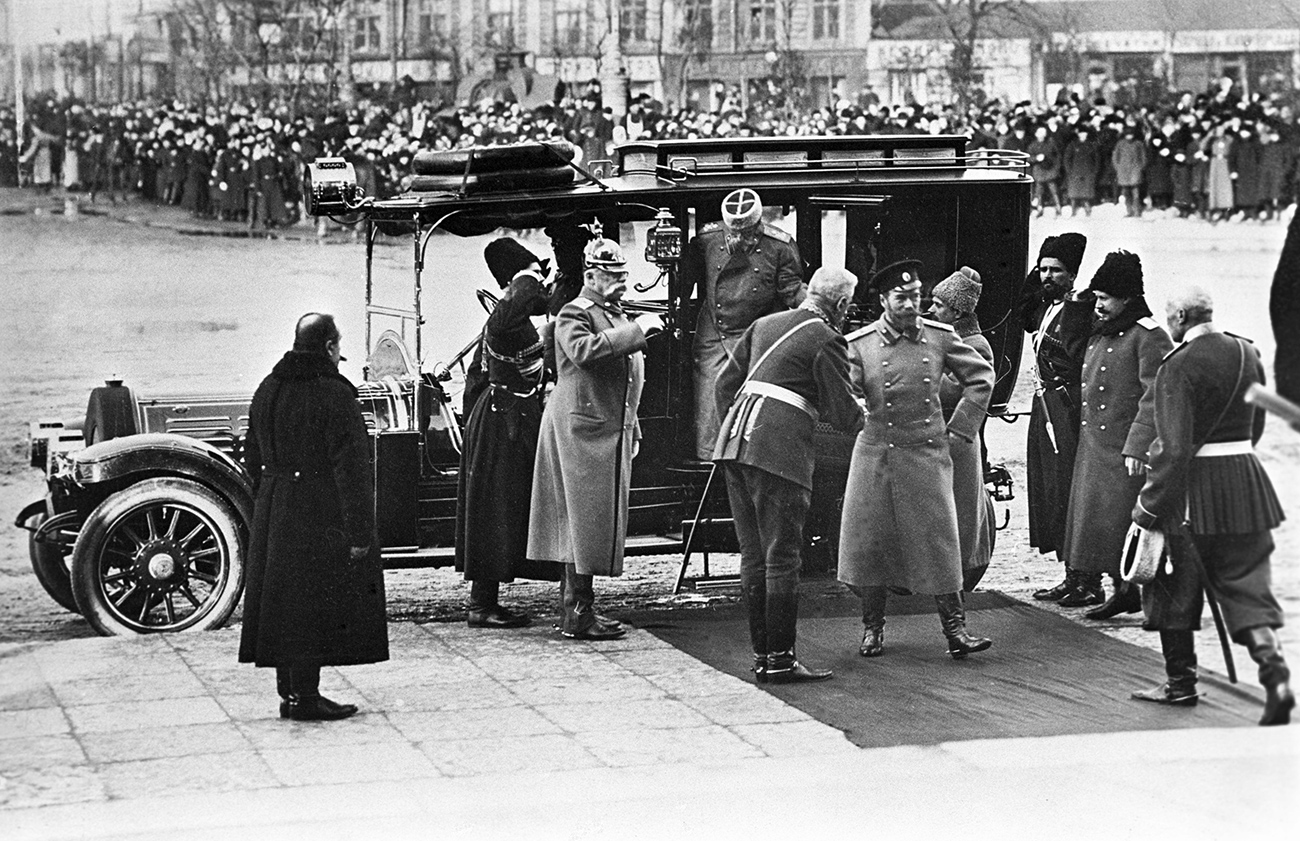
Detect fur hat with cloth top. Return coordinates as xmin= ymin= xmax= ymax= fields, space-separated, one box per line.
xmin=1088 ymin=249 xmax=1144 ymax=299
xmin=721 ymin=188 xmax=763 ymax=230
xmin=1037 ymin=232 xmax=1087 ymax=276
xmin=932 ymin=266 xmax=983 ymax=314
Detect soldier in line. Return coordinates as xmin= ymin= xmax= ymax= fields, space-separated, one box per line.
xmin=837 ymin=260 xmax=996 ymax=660
xmin=1060 ymin=251 xmax=1173 ymax=620
xmin=713 ymin=267 xmax=864 ymax=684
xmin=1130 ymin=287 xmax=1292 ymax=726
xmin=528 ymin=240 xmax=663 ymax=641
xmin=681 ymin=188 xmax=806 ymax=461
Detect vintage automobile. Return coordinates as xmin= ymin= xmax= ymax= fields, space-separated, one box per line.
xmin=17 ymin=134 xmax=1032 ymax=636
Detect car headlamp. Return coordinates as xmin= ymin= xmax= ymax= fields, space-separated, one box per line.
xmin=644 ymin=208 xmax=683 ymax=265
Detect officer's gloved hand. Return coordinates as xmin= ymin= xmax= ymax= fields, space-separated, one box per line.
xmin=635 ymin=312 xmax=664 ymax=337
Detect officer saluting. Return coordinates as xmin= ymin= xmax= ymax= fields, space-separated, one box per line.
xmin=682 ymin=188 xmax=805 ymax=460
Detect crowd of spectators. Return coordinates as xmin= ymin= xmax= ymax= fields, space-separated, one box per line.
xmin=2 ymin=76 xmax=1298 ymax=228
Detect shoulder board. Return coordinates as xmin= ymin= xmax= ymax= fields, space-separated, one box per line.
xmin=1224 ymin=331 xmax=1255 ymax=343
xmin=1137 ymin=316 xmax=1160 ymax=330
xmin=761 ymin=224 xmax=793 ymax=243
xmin=1161 ymin=342 xmax=1189 ymax=363
xmin=699 ymin=221 xmax=723 ymax=234
xmin=844 ymin=324 xmax=878 ymax=341
xmin=921 ymin=317 xmax=955 ymax=332
xmin=570 ymin=297 xmax=595 ymax=310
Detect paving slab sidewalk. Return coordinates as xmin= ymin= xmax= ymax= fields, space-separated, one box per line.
xmin=3 ymin=622 xmax=1297 ymax=841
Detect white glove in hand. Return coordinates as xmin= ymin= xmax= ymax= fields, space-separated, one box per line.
xmin=635 ymin=312 xmax=664 ymax=337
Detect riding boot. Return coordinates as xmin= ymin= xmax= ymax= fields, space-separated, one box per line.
xmin=467 ymin=579 xmax=529 ymax=628
xmin=1132 ymin=630 xmax=1199 ymax=705
xmin=1241 ymin=626 xmax=1294 ymax=726
xmin=764 ymin=590 xmax=832 ymax=684
xmin=852 ymin=585 xmax=887 ymax=657
xmin=560 ymin=564 xmax=624 ymax=640
xmin=1033 ymin=567 xmax=1076 ymax=602
xmin=1058 ymin=571 xmax=1105 ymax=607
xmin=742 ymin=581 xmax=768 ymax=683
xmin=281 ymin=663 xmax=358 ymax=721
xmin=1084 ymin=576 xmax=1143 ymax=619
xmin=935 ymin=592 xmax=992 ymax=659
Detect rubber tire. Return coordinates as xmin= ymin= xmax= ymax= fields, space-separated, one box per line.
xmin=412 ymin=141 xmax=575 ymax=175
xmin=26 ymin=511 xmax=80 ymax=614
xmin=406 ymin=166 xmax=575 ymax=194
xmin=84 ymin=384 xmax=138 ymax=445
xmin=71 ymin=478 xmax=246 ymax=636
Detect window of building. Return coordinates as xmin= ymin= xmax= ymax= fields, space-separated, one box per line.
xmin=487 ymin=0 xmax=514 ymax=49
xmin=416 ymin=0 xmax=449 ymax=46
xmin=353 ymin=1 xmax=383 ymax=52
xmin=555 ymin=1 xmax=586 ymax=52
xmin=812 ymin=0 xmax=840 ymax=40
xmin=748 ymin=0 xmax=776 ymax=43
xmin=620 ymin=0 xmax=648 ymax=43
xmin=680 ymin=0 xmax=713 ymax=49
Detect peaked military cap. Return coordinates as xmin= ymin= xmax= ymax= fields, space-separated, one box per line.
xmin=869 ymin=258 xmax=924 ymax=294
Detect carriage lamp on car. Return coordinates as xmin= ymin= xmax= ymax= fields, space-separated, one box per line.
xmin=644 ymin=208 xmax=683 ymax=265
xmin=304 ymin=157 xmax=368 ymax=216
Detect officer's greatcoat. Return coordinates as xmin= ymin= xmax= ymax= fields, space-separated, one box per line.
xmin=528 ymin=289 xmax=647 ymax=577
xmin=838 ymin=317 xmax=994 ymax=594
xmin=1062 ymin=314 xmax=1173 ymax=577
xmin=683 ymin=222 xmax=805 ymax=459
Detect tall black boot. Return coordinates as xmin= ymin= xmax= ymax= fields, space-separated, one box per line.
xmin=1058 ymin=570 xmax=1105 ymax=607
xmin=1241 ymin=626 xmax=1294 ymax=726
xmin=281 ymin=663 xmax=358 ymax=721
xmin=1132 ymin=630 xmax=1199 ymax=706
xmin=1033 ymin=567 xmax=1076 ymax=601
xmin=467 ymin=579 xmax=530 ymax=628
xmin=742 ymin=581 xmax=768 ymax=683
xmin=850 ymin=585 xmax=887 ymax=657
xmin=935 ymin=592 xmax=992 ymax=659
xmin=765 ymin=590 xmax=832 ymax=684
xmin=560 ymin=564 xmax=624 ymax=640
xmin=1084 ymin=575 xmax=1143 ymax=619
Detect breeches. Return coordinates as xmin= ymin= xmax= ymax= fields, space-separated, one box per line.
xmin=1142 ymin=530 xmax=1284 ymax=637
xmin=724 ymin=462 xmax=810 ymax=596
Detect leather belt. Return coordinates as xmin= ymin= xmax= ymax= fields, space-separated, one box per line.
xmin=741 ymin=381 xmax=818 ymax=421
xmin=1194 ymin=440 xmax=1253 ymax=458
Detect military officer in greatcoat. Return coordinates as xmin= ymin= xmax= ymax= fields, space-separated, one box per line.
xmin=1060 ymin=251 xmax=1173 ymax=620
xmin=682 ymin=188 xmax=806 ymax=460
xmin=837 ymin=260 xmax=996 ymax=659
xmin=528 ymin=239 xmax=664 ymax=641
xmin=1131 ymin=287 xmax=1292 ymax=725
xmin=714 ymin=267 xmax=865 ymax=684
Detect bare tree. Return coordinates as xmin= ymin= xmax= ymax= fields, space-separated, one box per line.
xmin=672 ymin=0 xmax=713 ymax=108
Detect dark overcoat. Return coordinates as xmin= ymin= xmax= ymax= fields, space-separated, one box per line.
xmin=1146 ymin=135 xmax=1174 ymax=197
xmin=238 ymin=351 xmax=388 ymax=668
xmin=1271 ymin=209 xmax=1300 ymax=402
xmin=1229 ymin=135 xmax=1263 ymax=209
xmin=838 ymin=317 xmax=994 ymax=594
xmin=528 ymin=289 xmax=648 ymax=576
xmin=1062 ymin=313 xmax=1173 ymax=577
xmin=1063 ymin=139 xmax=1100 ymax=201
xmin=1111 ymin=137 xmax=1147 ymax=188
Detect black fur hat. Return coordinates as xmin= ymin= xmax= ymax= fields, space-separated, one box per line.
xmin=1088 ymin=250 xmax=1144 ymax=299
xmin=1038 ymin=233 xmax=1087 ymax=276
xmin=484 ymin=238 xmax=541 ymax=289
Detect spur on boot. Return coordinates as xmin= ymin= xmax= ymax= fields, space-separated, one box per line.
xmin=1131 ymin=681 xmax=1199 ymax=706
xmin=1032 ymin=571 xmax=1075 ymax=601
xmin=281 ymin=694 xmax=359 ymax=721
xmin=1057 ymin=573 xmax=1105 ymax=607
xmin=765 ymin=649 xmax=833 ymax=684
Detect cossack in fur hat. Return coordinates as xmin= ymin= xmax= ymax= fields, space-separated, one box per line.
xmin=1088 ymin=249 xmax=1144 ymax=298
xmin=484 ymin=238 xmax=542 ymax=289
xmin=932 ymin=266 xmax=983 ymax=314
xmin=1037 ymin=232 xmax=1087 ymax=276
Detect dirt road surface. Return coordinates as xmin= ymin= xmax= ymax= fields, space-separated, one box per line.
xmin=2 ymin=193 xmax=1296 ymax=680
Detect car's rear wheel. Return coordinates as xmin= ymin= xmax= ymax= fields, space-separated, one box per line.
xmin=71 ymin=478 xmax=245 ymax=635
xmin=26 ymin=510 xmax=80 ymax=614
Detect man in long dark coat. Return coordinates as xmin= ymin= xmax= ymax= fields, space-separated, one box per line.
xmin=1270 ymin=206 xmax=1300 ymax=404
xmin=837 ymin=260 xmax=996 ymax=660
xmin=455 ymin=239 xmax=559 ymax=628
xmin=714 ymin=267 xmax=864 ymax=684
xmin=1130 ymin=287 xmax=1292 ymax=725
xmin=1020 ymin=234 xmax=1098 ymax=605
xmin=528 ymin=239 xmax=662 ymax=640
xmin=239 ymin=313 xmax=388 ymax=721
xmin=1061 ymin=251 xmax=1173 ymax=619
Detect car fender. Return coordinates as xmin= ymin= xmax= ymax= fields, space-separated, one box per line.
xmin=68 ymin=433 xmax=254 ymax=527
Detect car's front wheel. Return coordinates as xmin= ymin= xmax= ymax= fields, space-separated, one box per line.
xmin=26 ymin=510 xmax=80 ymax=614
xmin=70 ymin=478 xmax=246 ymax=635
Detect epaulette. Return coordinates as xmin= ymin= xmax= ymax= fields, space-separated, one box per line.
xmin=570 ymin=297 xmax=595 ymax=310
xmin=699 ymin=221 xmax=723 ymax=234
xmin=1161 ymin=342 xmax=1189 ymax=363
xmin=1137 ymin=316 xmax=1160 ymax=330
xmin=845 ymin=324 xmax=878 ymax=341
xmin=1224 ymin=331 xmax=1255 ymax=343
xmin=761 ymin=223 xmax=793 ymax=243
xmin=921 ymin=317 xmax=955 ymax=332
